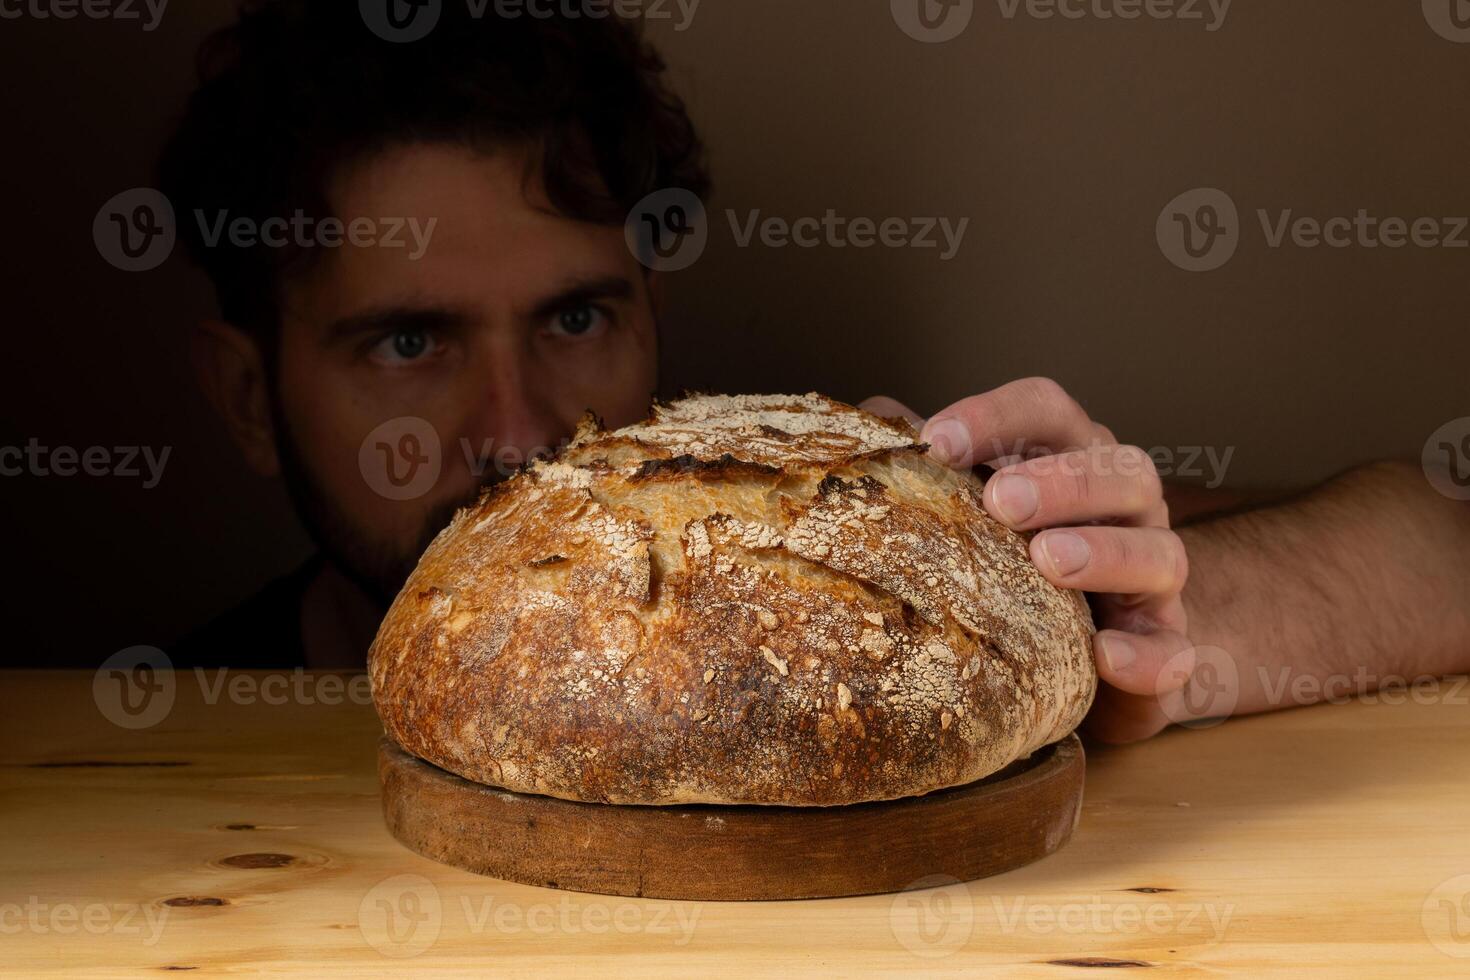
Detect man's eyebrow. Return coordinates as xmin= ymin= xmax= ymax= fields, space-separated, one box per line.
xmin=324 ymin=306 xmax=474 ymax=342
xmin=528 ymin=275 xmax=636 ymax=320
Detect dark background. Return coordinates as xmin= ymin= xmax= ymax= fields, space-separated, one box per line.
xmin=3 ymin=1 xmax=1467 ymax=667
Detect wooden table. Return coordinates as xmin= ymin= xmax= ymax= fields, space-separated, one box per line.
xmin=4 ymin=669 xmax=1468 ymax=977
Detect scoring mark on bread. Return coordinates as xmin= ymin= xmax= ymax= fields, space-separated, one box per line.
xmin=631 ymin=453 xmax=783 ymax=483
xmin=369 ymin=392 xmax=1097 ymax=805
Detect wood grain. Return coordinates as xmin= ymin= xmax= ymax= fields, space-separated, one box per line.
xmin=3 ymin=669 xmax=1469 ymax=977
xmin=378 ymin=735 xmax=1084 ymax=901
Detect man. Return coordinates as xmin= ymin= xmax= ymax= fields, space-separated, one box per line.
xmin=164 ymin=2 xmax=1470 ymax=743
xmin=163 ymin=4 xmax=697 ymax=670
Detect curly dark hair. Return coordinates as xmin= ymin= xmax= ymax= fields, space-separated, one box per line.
xmin=158 ymin=0 xmax=709 ymax=337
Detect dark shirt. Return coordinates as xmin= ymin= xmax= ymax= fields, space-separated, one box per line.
xmin=169 ymin=557 xmax=321 ymax=670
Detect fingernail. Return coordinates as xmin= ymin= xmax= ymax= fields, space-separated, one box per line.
xmin=1099 ymin=634 xmax=1136 ymax=674
xmin=1040 ymin=531 xmax=1091 ymax=577
xmin=988 ymin=473 xmax=1039 ymax=526
xmin=923 ymin=417 xmax=971 ymax=466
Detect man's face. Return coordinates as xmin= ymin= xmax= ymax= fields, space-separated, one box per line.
xmin=268 ymin=142 xmax=658 ymax=604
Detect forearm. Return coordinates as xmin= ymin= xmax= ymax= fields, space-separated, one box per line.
xmin=1178 ymin=461 xmax=1470 ymax=716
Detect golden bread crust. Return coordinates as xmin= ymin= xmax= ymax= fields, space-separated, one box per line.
xmin=369 ymin=393 xmax=1095 ymax=805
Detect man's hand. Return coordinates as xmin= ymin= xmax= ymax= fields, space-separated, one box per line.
xmin=861 ymin=379 xmax=1193 ymax=743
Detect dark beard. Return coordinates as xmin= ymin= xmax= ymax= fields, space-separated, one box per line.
xmin=270 ymin=402 xmax=484 ymax=609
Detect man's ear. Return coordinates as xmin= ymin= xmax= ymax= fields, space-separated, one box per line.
xmin=191 ymin=319 xmax=280 ymax=477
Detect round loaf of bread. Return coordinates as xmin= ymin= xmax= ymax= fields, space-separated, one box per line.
xmin=369 ymin=393 xmax=1096 ymax=806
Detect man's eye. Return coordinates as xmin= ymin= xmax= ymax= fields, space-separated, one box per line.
xmin=551 ymin=305 xmax=608 ymax=338
xmin=369 ymin=328 xmax=437 ymax=365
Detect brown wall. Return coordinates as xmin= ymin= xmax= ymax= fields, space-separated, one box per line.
xmin=2 ymin=1 xmax=1466 ymax=666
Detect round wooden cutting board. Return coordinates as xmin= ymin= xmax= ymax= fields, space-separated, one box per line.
xmin=378 ymin=734 xmax=1084 ymax=901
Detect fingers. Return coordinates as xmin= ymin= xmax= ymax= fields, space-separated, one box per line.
xmin=983 ymin=445 xmax=1167 ymax=530
xmin=857 ymin=395 xmax=925 ymax=430
xmin=1028 ymin=526 xmax=1190 ymax=600
xmin=867 ymin=382 xmax=1206 ymax=751
xmin=1093 ymin=593 xmax=1191 ymax=645
xmin=919 ymin=377 xmax=1100 ymax=468
xmin=1085 ymin=631 xmax=1241 ymax=743
xmin=1093 ymin=627 xmax=1194 ymax=698
xmin=1083 ymin=682 xmax=1174 ymax=744
xmin=1082 ymin=627 xmax=1194 ymax=744
xmin=1083 ymin=683 xmax=1180 ymax=745
xmin=898 ymin=378 xmax=1203 ymax=746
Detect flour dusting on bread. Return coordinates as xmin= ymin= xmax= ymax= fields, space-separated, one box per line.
xmin=370 ymin=393 xmax=1095 ymax=806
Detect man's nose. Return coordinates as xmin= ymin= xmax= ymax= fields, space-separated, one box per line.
xmin=463 ymin=358 xmax=568 ymax=478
